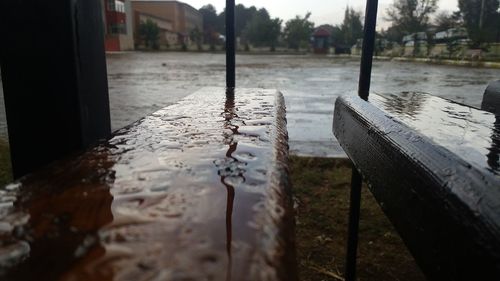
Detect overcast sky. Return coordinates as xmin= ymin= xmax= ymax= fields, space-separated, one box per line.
xmin=182 ymin=0 xmax=459 ymax=28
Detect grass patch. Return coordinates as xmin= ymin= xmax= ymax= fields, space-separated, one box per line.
xmin=0 ymin=138 xmax=12 ymax=186
xmin=291 ymin=156 xmax=426 ymax=281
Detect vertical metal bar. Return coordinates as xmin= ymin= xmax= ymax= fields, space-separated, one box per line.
xmin=225 ymin=0 xmax=235 ymax=88
xmin=345 ymin=168 xmax=363 ymax=281
xmin=358 ymin=0 xmax=379 ymax=100
xmin=345 ymin=1 xmax=378 ymax=281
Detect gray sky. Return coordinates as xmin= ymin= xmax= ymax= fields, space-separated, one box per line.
xmin=182 ymin=0 xmax=459 ymax=28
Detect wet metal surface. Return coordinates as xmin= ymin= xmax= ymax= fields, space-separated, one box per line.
xmin=0 ymin=88 xmax=295 ymax=281
xmin=333 ymin=94 xmax=500 ymax=280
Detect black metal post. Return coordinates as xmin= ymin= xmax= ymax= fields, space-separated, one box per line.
xmin=345 ymin=168 xmax=363 ymax=281
xmin=345 ymin=1 xmax=379 ymax=280
xmin=225 ymin=0 xmax=236 ymax=88
xmin=358 ymin=0 xmax=379 ymax=100
xmin=0 ymin=0 xmax=111 ymax=178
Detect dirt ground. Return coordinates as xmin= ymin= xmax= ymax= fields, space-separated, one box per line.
xmin=291 ymin=156 xmax=427 ymax=281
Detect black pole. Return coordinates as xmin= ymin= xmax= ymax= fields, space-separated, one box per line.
xmin=358 ymin=0 xmax=379 ymax=100
xmin=225 ymin=0 xmax=235 ymax=88
xmin=0 ymin=0 xmax=111 ymax=178
xmin=345 ymin=1 xmax=378 ymax=281
xmin=345 ymin=168 xmax=363 ymax=281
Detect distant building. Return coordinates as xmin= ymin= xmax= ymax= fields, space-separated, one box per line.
xmin=130 ymin=0 xmax=203 ymax=48
xmin=312 ymin=26 xmax=332 ymax=54
xmin=434 ymin=28 xmax=468 ymax=43
xmin=101 ymin=0 xmax=134 ymax=51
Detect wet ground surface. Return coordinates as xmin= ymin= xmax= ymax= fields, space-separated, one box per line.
xmin=1 ymin=53 xmax=498 ymax=156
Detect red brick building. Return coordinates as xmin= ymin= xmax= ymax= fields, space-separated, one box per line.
xmin=131 ymin=0 xmax=203 ymax=49
xmin=102 ymin=0 xmax=134 ymax=51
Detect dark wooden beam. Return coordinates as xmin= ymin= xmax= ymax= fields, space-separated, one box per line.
xmin=334 ymin=93 xmax=500 ymax=281
xmin=0 ymin=0 xmax=111 ymax=178
xmin=481 ymin=80 xmax=500 ymax=115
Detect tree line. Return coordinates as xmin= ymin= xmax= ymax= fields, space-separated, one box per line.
xmin=383 ymin=0 xmax=500 ymax=48
xmin=139 ymin=1 xmax=499 ymax=52
xmin=198 ymin=4 xmax=364 ymax=51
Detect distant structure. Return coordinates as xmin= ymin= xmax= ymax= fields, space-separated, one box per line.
xmin=312 ymin=26 xmax=332 ymax=54
xmin=433 ymin=28 xmax=468 ymax=43
xmin=101 ymin=0 xmax=134 ymax=51
xmin=130 ymin=0 xmax=203 ymax=49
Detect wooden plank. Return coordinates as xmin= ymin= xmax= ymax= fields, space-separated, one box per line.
xmin=0 ymin=88 xmax=296 ymax=281
xmin=333 ymin=93 xmax=500 ymax=281
xmin=0 ymin=0 xmax=111 ymax=178
xmin=481 ymin=80 xmax=500 ymax=114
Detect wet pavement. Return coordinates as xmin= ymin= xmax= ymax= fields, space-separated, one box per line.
xmin=1 ymin=53 xmax=498 ymax=157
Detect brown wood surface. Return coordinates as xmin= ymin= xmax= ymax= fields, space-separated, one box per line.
xmin=0 ymin=88 xmax=296 ymax=281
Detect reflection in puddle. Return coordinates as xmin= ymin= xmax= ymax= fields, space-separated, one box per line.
xmin=0 ymin=149 xmax=115 ymax=280
xmin=487 ymin=116 xmax=500 ymax=171
xmin=222 ymin=88 xmax=236 ymax=281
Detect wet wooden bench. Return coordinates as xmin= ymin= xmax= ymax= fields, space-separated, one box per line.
xmin=0 ymin=87 xmax=296 ymax=281
xmin=333 ymin=92 xmax=500 ymax=280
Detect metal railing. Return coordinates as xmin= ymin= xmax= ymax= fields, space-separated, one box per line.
xmin=346 ymin=1 xmax=379 ymax=281
xmin=222 ymin=0 xmax=380 ymax=280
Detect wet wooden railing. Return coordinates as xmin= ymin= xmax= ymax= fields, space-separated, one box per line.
xmin=0 ymin=1 xmax=300 ymax=280
xmin=333 ymin=91 xmax=500 ymax=281
xmin=0 ymin=87 xmax=296 ymax=280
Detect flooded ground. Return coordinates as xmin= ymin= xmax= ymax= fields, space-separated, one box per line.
xmin=1 ymin=53 xmax=498 ymax=156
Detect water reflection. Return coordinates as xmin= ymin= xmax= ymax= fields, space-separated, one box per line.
xmin=372 ymin=92 xmax=500 ymax=176
xmin=1 ymin=148 xmax=115 ymax=280
xmin=487 ymin=116 xmax=500 ymax=171
xmin=374 ymin=92 xmax=428 ymax=118
xmin=221 ymin=88 xmax=237 ymax=281
xmin=0 ymin=88 xmax=284 ymax=280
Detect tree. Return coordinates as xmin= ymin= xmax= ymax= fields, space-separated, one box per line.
xmin=381 ymin=25 xmax=405 ymax=43
xmin=329 ymin=25 xmax=343 ymax=46
xmin=138 ymin=19 xmax=160 ymax=49
xmin=425 ymin=30 xmax=435 ymax=56
xmin=458 ymin=0 xmax=500 ymax=47
xmin=215 ymin=4 xmax=265 ymax=50
xmin=199 ymin=5 xmax=219 ymax=46
xmin=446 ymin=39 xmax=460 ymax=58
xmin=242 ymin=8 xmax=282 ymax=51
xmin=235 ymin=4 xmax=258 ymax=37
xmin=386 ymin=0 xmax=438 ymax=39
xmin=434 ymin=11 xmax=462 ymax=31
xmin=283 ymin=13 xmax=314 ymax=50
xmin=340 ymin=7 xmax=364 ymax=46
xmin=413 ymin=33 xmax=421 ymax=56
xmin=190 ymin=27 xmax=203 ymax=51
